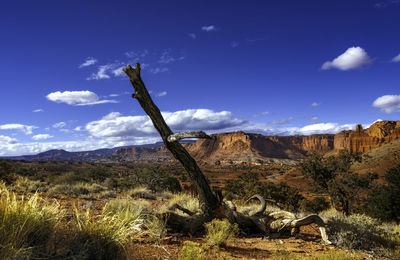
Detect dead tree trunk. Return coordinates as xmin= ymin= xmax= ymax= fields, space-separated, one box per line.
xmin=123 ymin=64 xmax=331 ymax=243
xmin=123 ymin=64 xmax=220 ymax=215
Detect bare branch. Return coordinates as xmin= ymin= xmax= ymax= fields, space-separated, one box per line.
xmin=167 ymin=131 xmax=211 ymax=142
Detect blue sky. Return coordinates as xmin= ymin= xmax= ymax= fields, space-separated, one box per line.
xmin=0 ymin=0 xmax=399 ymax=156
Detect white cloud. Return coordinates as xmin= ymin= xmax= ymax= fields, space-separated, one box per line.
xmin=293 ymin=123 xmax=355 ymax=135
xmin=230 ymin=41 xmax=239 ymax=48
xmin=87 ymin=64 xmax=112 ymax=80
xmin=53 ymin=122 xmax=66 ymax=128
xmin=188 ymin=33 xmax=196 ymax=39
xmin=372 ymin=95 xmax=400 ymax=113
xmin=0 ymin=135 xmax=17 ymax=144
xmin=79 ymin=57 xmax=97 ymax=68
xmin=156 ymin=91 xmax=167 ymax=97
xmin=86 ymin=109 xmax=244 ymax=139
xmin=60 ymin=129 xmax=72 ymax=133
xmin=201 ymin=25 xmax=217 ymax=32
xmin=112 ymin=66 xmax=125 ymax=77
xmin=311 ymin=102 xmax=320 ymax=107
xmin=0 ymin=124 xmax=37 ymax=135
xmin=392 ymin=53 xmax=400 ymax=62
xmin=33 ymin=109 xmax=44 ymax=113
xmin=74 ymin=126 xmax=83 ymax=131
xmin=310 ymin=116 xmax=319 ymax=122
xmin=32 ymin=134 xmax=53 ymax=140
xmin=321 ymin=46 xmax=372 ymax=71
xmin=46 ymin=90 xmax=118 ymax=106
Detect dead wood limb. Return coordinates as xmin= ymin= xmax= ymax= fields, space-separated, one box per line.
xmin=168 ymin=203 xmax=196 ymax=216
xmin=167 ymin=131 xmax=211 ymax=142
xmin=123 ymin=63 xmax=220 ymax=215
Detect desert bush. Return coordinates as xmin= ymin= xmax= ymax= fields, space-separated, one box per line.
xmin=367 ymin=164 xmax=400 ymax=221
xmin=48 ymin=183 xmax=89 ymax=197
xmin=166 ymin=192 xmax=201 ymax=216
xmin=179 ymin=241 xmax=204 ymax=260
xmin=0 ymin=159 xmax=15 ymax=184
xmin=12 ymin=176 xmax=48 ymax=193
xmin=224 ymin=172 xmax=304 ymax=211
xmin=299 ymin=150 xmax=376 ymax=215
xmin=204 ymin=219 xmax=239 ymax=248
xmin=103 ymin=198 xmax=147 ymax=225
xmin=0 ymin=186 xmax=62 ymax=259
xmin=73 ymin=207 xmax=139 ymax=260
xmin=128 ymin=186 xmax=157 ymax=200
xmin=321 ymin=210 xmax=400 ymax=258
xmin=144 ymin=214 xmax=166 ymax=243
xmin=299 ymin=197 xmax=330 ymax=213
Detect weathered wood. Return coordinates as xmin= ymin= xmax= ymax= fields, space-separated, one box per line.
xmin=167 ymin=131 xmax=211 ymax=142
xmin=123 ymin=63 xmax=220 ymax=214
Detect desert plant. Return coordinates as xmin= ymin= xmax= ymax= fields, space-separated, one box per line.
xmin=103 ymin=198 xmax=146 ymax=227
xmin=367 ymin=164 xmax=400 ymax=221
xmin=299 ymin=197 xmax=330 ymax=213
xmin=144 ymin=214 xmax=166 ymax=243
xmin=299 ymin=150 xmax=376 ymax=215
xmin=73 ymin=207 xmax=139 ymax=260
xmin=0 ymin=186 xmax=62 ymax=259
xmin=204 ymin=219 xmax=239 ymax=248
xmin=166 ymin=192 xmax=201 ymax=216
xmin=179 ymin=241 xmax=205 ymax=260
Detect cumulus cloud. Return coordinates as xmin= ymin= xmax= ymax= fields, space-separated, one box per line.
xmin=86 ymin=109 xmax=245 ymax=139
xmin=0 ymin=124 xmax=37 ymax=135
xmin=46 ymin=91 xmax=118 ymax=106
xmin=33 ymin=109 xmax=44 ymax=113
xmin=321 ymin=46 xmax=372 ymax=71
xmin=292 ymin=123 xmax=355 ymax=135
xmin=372 ymin=95 xmax=400 ymax=113
xmin=0 ymin=135 xmax=17 ymax=144
xmin=392 ymin=53 xmax=400 ymax=62
xmin=311 ymin=102 xmax=320 ymax=107
xmin=32 ymin=134 xmax=53 ymax=141
xmin=79 ymin=57 xmax=97 ymax=68
xmin=201 ymin=25 xmax=217 ymax=32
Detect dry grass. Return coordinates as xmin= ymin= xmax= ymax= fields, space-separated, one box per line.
xmin=0 ymin=184 xmax=62 ymax=259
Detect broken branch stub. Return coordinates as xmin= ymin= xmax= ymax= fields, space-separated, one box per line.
xmin=123 ymin=63 xmax=220 ymax=214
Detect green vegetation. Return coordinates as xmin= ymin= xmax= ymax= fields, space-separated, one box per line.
xmin=224 ymin=172 xmax=305 ymax=211
xmin=299 ymin=150 xmax=377 ymax=215
xmin=0 ymin=185 xmax=62 ymax=259
xmin=179 ymin=241 xmax=205 ymax=260
xmin=204 ymin=219 xmax=239 ymax=248
xmin=367 ymin=164 xmax=400 ymax=221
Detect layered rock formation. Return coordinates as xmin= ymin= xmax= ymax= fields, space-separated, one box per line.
xmin=334 ymin=121 xmax=400 ymax=153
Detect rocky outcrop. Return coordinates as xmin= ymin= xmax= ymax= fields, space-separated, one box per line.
xmin=334 ymin=121 xmax=400 ymax=153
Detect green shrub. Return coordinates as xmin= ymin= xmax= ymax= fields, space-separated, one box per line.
xmin=204 ymin=219 xmax=238 ymax=248
xmin=179 ymin=241 xmax=204 ymax=260
xmin=367 ymin=164 xmax=400 ymax=221
xmin=73 ymin=208 xmax=138 ymax=260
xmin=166 ymin=193 xmax=201 ymax=216
xmin=299 ymin=197 xmax=330 ymax=213
xmin=224 ymin=172 xmax=304 ymax=211
xmin=0 ymin=186 xmax=62 ymax=259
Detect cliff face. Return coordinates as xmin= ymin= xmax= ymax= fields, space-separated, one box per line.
xmin=108 ymin=120 xmax=400 ymax=163
xmin=334 ymin=121 xmax=400 ymax=153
